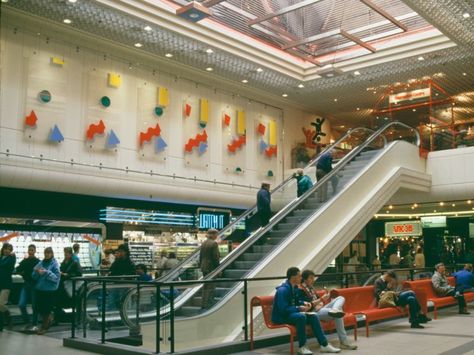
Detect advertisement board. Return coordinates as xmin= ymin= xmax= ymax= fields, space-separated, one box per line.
xmin=385 ymin=221 xmax=423 ymax=237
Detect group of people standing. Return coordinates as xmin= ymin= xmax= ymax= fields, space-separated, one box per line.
xmin=0 ymin=242 xmax=82 ymax=334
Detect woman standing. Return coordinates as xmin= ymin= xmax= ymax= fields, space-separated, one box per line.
xmin=415 ymin=247 xmax=426 ymax=269
xmin=32 ymin=247 xmax=60 ymax=335
xmin=0 ymin=243 xmax=16 ymax=331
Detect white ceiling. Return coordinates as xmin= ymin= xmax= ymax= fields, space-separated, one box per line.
xmin=2 ymin=0 xmax=473 ymax=126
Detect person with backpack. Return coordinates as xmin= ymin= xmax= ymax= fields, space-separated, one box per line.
xmin=294 ymin=169 xmax=313 ymax=198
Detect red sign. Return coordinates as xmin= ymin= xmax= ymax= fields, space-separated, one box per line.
xmin=385 ymin=221 xmax=422 ymax=237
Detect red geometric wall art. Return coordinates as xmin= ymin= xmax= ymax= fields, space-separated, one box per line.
xmin=86 ymin=120 xmax=106 ymax=140
xmin=25 ymin=110 xmax=38 ymax=127
xmin=139 ymin=123 xmax=161 ymax=146
xmin=227 ymin=135 xmax=246 ymax=153
xmin=184 ymin=130 xmax=207 ymax=153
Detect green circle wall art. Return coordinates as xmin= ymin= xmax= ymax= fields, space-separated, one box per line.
xmin=100 ymin=96 xmax=111 ymax=107
xmin=154 ymin=107 xmax=164 ymax=116
xmin=38 ymin=90 xmax=51 ymax=103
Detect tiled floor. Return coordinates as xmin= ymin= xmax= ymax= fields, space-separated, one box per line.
xmin=234 ymin=307 xmax=474 ymax=355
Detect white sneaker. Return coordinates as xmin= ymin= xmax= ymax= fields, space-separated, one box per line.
xmin=298 ymin=345 xmax=313 ymax=355
xmin=320 ymin=344 xmax=341 ymax=353
xmin=328 ymin=308 xmax=345 ymax=318
xmin=340 ymin=340 xmax=358 ymax=350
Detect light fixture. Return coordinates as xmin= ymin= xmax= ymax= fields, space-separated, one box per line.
xmin=412 ymin=109 xmax=416 ymax=112
xmin=334 ymin=98 xmax=338 ymax=102
xmin=165 ymin=53 xmax=173 ymax=58
xmin=340 ymin=125 xmax=345 ymax=128
xmin=439 ymin=202 xmax=444 ymax=206
xmin=63 ymin=19 xmax=72 ymax=24
xmin=354 ymin=71 xmax=361 ymax=76
xmin=468 ymin=200 xmax=472 ymax=204
xmin=298 ymin=84 xmax=305 ymax=88
xmin=241 ymin=79 xmax=248 ymax=83
xmin=463 ymin=12 xmax=470 ymax=19
xmin=206 ymin=48 xmax=214 ymax=54
xmin=282 ymin=93 xmax=288 ymax=97
xmin=206 ymin=67 xmax=213 ymax=72
xmin=462 ymin=72 xmax=467 ymax=76
xmin=134 ymin=43 xmax=143 ymax=48
xmin=373 ymin=91 xmax=377 ymax=94
xmin=418 ymin=56 xmax=424 ymax=61
xmin=144 ymin=26 xmax=152 ymax=32
xmin=434 ymin=209 xmax=437 ymax=213
xmin=414 ymin=203 xmax=418 ymax=208
xmin=176 ymin=2 xmax=211 ymax=22
xmin=256 ymin=67 xmax=263 ymax=72
xmin=356 ymin=107 xmax=360 ymax=111
xmin=67 ymin=0 xmax=77 ymax=2
xmin=452 ymin=203 xmax=456 ymax=207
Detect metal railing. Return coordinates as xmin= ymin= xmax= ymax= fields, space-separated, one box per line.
xmin=68 ymin=264 xmax=456 ymax=353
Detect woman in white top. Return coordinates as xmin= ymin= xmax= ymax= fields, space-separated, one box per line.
xmin=414 ymin=247 xmax=425 ymax=268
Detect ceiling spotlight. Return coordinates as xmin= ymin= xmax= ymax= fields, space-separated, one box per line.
xmin=414 ymin=203 xmax=418 ymax=207
xmin=298 ymin=84 xmax=305 ymax=88
xmin=282 ymin=93 xmax=288 ymax=97
xmin=165 ymin=53 xmax=173 ymax=58
xmin=356 ymin=107 xmax=360 ymax=111
xmin=134 ymin=43 xmax=143 ymax=48
xmin=468 ymin=200 xmax=472 ymax=204
xmin=334 ymin=98 xmax=338 ymax=102
xmin=412 ymin=109 xmax=416 ymax=112
xmin=206 ymin=48 xmax=214 ymax=54
xmin=434 ymin=210 xmax=437 ymax=213
xmin=418 ymin=56 xmax=424 ymax=61
xmin=462 ymin=72 xmax=467 ymax=76
xmin=452 ymin=203 xmax=456 ymax=207
xmin=63 ymin=19 xmax=72 ymax=24
xmin=373 ymin=91 xmax=377 ymax=94
xmin=439 ymin=202 xmax=444 ymax=206
xmin=326 ymin=73 xmax=334 ymax=78
xmin=411 ymin=206 xmax=415 ymax=210
xmin=340 ymin=125 xmax=345 ymax=128
xmin=67 ymin=0 xmax=77 ymax=2
xmin=256 ymin=67 xmax=263 ymax=72
xmin=354 ymin=71 xmax=361 ymax=76
xmin=463 ymin=12 xmax=470 ymax=19
xmin=241 ymin=79 xmax=248 ymax=83
xmin=206 ymin=67 xmax=213 ymax=72
xmin=144 ymin=26 xmax=152 ymax=31
xmin=176 ymin=2 xmax=211 ymax=22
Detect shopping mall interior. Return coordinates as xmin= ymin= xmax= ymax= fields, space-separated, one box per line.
xmin=0 ymin=0 xmax=473 ymax=354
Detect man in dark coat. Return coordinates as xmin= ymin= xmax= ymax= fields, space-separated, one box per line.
xmin=200 ymin=229 xmax=220 ymax=309
xmin=256 ymin=182 xmax=271 ymax=227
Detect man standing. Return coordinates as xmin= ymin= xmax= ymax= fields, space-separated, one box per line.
xmin=432 ymin=263 xmax=469 ymax=314
xmin=256 ymin=182 xmax=271 ymax=227
xmin=16 ymin=244 xmax=40 ymax=330
xmin=374 ymin=270 xmax=430 ymax=328
xmin=316 ymin=151 xmax=337 ymax=202
xmin=200 ymin=229 xmax=220 ymax=309
xmin=272 ymin=267 xmax=340 ymax=354
xmin=295 ymin=169 xmax=313 ymax=198
xmin=72 ymin=243 xmax=81 ymax=266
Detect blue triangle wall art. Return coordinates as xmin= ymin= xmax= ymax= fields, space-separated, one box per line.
xmin=48 ymin=125 xmax=64 ymax=142
xmin=155 ymin=136 xmax=167 ymax=153
xmin=259 ymin=139 xmax=268 ymax=153
xmin=198 ymin=141 xmax=208 ymax=155
xmin=106 ymin=129 xmax=120 ymax=148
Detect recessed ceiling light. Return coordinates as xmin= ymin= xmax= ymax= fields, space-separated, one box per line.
xmin=165 ymin=53 xmax=173 ymax=58
xmin=356 ymin=107 xmax=360 ymax=111
xmin=326 ymin=73 xmax=334 ymax=77
xmin=206 ymin=67 xmax=213 ymax=72
xmin=418 ymin=56 xmax=424 ymax=61
xmin=334 ymin=98 xmax=338 ymax=102
xmin=256 ymin=67 xmax=263 ymax=72
xmin=452 ymin=203 xmax=456 ymax=207
xmin=206 ymin=48 xmax=214 ymax=54
xmin=298 ymin=84 xmax=305 ymax=88
xmin=412 ymin=109 xmax=416 ymax=112
xmin=63 ymin=19 xmax=72 ymax=24
xmin=144 ymin=26 xmax=152 ymax=31
xmin=189 ymin=13 xmax=200 ymax=19
xmin=67 ymin=0 xmax=77 ymax=2
xmin=434 ymin=209 xmax=437 ymax=213
xmin=414 ymin=203 xmax=418 ymax=207
xmin=373 ymin=91 xmax=377 ymax=94
xmin=241 ymin=79 xmax=248 ymax=83
xmin=282 ymin=93 xmax=288 ymax=97
xmin=462 ymin=72 xmax=467 ymax=76
xmin=463 ymin=12 xmax=470 ymax=19
xmin=134 ymin=43 xmax=143 ymax=48
xmin=354 ymin=71 xmax=361 ymax=76
xmin=468 ymin=200 xmax=472 ymax=204
xmin=439 ymin=202 xmax=444 ymax=206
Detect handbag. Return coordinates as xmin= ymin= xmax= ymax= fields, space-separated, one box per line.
xmin=378 ymin=291 xmax=399 ymax=308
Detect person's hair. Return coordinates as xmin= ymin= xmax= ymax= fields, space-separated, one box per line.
xmin=136 ymin=264 xmax=148 ymax=273
xmin=1 ymin=243 xmax=13 ymax=255
xmin=435 ymin=262 xmax=445 ymax=270
xmin=117 ymin=244 xmax=130 ymax=257
xmin=44 ymin=247 xmax=54 ymax=257
xmin=104 ymin=249 xmax=114 ymax=256
xmin=207 ymin=229 xmax=219 ymax=236
xmin=416 ymin=247 xmax=423 ymax=253
xmin=168 ymin=252 xmax=177 ymax=259
xmin=261 ymin=182 xmax=270 ymax=189
xmin=28 ymin=244 xmax=36 ymax=250
xmin=386 ymin=270 xmax=397 ymax=279
xmin=286 ymin=266 xmax=300 ymax=280
xmin=296 ymin=169 xmax=304 ymax=176
xmin=464 ymin=264 xmax=473 ymax=272
xmin=301 ymin=269 xmax=316 ymax=281
xmin=64 ymin=247 xmax=73 ymax=255
xmin=73 ymin=243 xmax=80 ymax=252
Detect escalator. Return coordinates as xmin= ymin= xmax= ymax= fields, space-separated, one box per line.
xmin=118 ymin=121 xmax=430 ymax=351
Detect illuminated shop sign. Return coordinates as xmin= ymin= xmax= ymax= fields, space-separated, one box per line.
xmin=420 ymin=216 xmax=447 ymax=228
xmin=385 ymin=221 xmax=422 ymax=237
xmin=197 ymin=208 xmax=231 ymax=231
xmin=389 ymin=88 xmax=431 ymax=104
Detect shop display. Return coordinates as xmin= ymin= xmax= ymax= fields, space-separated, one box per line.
xmin=129 ymin=242 xmax=154 ymax=268
xmin=0 ymin=230 xmax=102 ymax=269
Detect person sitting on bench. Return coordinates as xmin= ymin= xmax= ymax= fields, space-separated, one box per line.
xmin=272 ymin=267 xmax=341 ymax=355
xmin=432 ymin=263 xmax=470 ymax=314
xmin=298 ymin=270 xmax=357 ymax=350
xmin=374 ymin=270 xmax=430 ymax=328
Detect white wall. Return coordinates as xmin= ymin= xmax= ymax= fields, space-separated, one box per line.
xmin=0 ymin=16 xmax=329 ymax=208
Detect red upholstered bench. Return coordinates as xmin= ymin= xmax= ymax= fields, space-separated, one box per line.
xmin=250 ymin=294 xmax=357 ymax=355
xmin=403 ymin=276 xmax=473 ymax=318
xmin=331 ymin=286 xmax=407 ymax=337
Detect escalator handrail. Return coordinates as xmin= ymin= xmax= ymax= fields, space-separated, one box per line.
xmin=157 ymin=126 xmax=377 ymax=282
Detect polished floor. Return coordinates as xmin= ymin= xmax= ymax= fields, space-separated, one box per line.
xmin=1 ymin=306 xmax=473 ymax=355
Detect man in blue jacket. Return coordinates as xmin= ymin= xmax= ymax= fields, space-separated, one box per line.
xmin=454 ymin=264 xmax=474 ymax=293
xmin=272 ymin=267 xmax=340 ymax=354
xmin=316 ymin=151 xmax=338 ymax=202
xmin=256 ymin=182 xmax=271 ymax=227
xmin=295 ymin=169 xmax=313 ymax=198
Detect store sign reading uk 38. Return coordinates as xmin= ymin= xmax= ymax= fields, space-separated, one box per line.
xmin=385 ymin=221 xmax=422 ymax=237
xmin=198 ymin=208 xmax=231 ymax=231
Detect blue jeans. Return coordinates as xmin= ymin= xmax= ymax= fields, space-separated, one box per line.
xmin=397 ymin=291 xmax=420 ymax=322
xmin=287 ymin=312 xmax=328 ymax=348
xmin=18 ymin=283 xmax=38 ymax=325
